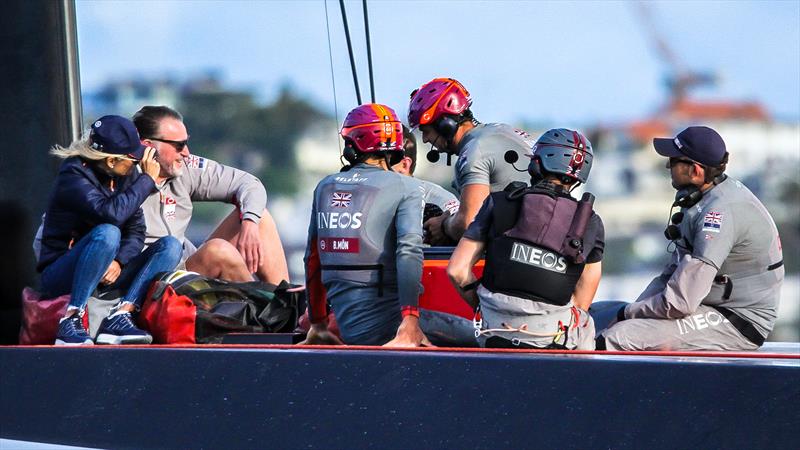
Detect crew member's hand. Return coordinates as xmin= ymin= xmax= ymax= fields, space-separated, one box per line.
xmin=237 ymin=219 xmax=263 ymax=274
xmin=101 ymin=260 xmax=122 ymax=285
xmin=300 ymin=323 xmax=345 ymax=345
xmin=383 ymin=315 xmax=434 ymax=348
xmin=423 ymin=212 xmax=450 ymax=246
xmin=140 ymin=147 xmax=160 ymax=181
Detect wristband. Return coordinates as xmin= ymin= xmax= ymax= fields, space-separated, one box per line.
xmin=240 ymin=211 xmax=262 ymax=224
xmin=401 ymin=306 xmax=420 ymax=318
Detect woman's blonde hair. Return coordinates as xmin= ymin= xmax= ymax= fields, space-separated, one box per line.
xmin=49 ymin=130 xmax=134 ymax=161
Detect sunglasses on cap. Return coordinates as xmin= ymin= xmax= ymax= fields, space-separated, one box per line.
xmin=113 ymin=153 xmax=141 ymax=165
xmin=149 ymin=137 xmax=189 ymax=151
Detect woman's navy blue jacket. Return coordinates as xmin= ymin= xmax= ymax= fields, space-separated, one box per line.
xmin=37 ymin=157 xmax=156 ymax=272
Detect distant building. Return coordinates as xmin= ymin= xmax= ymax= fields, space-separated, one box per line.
xmin=83 ymin=71 xmax=227 ymax=121
xmin=589 ymin=99 xmax=799 ymax=237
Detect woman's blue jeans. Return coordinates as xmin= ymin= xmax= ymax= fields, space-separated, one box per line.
xmin=40 ymin=224 xmax=182 ymax=311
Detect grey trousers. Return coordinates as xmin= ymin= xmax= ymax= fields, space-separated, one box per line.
xmin=477 ymin=286 xmax=596 ymax=350
xmin=601 ymin=304 xmax=759 ymax=351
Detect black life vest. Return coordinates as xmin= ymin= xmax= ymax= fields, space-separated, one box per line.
xmin=481 ymin=185 xmax=595 ymax=306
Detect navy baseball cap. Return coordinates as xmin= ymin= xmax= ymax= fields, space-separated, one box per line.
xmin=653 ymin=126 xmax=727 ymax=167
xmin=89 ymin=115 xmax=146 ymax=160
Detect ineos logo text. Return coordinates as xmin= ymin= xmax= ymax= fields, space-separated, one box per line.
xmin=509 ymin=242 xmax=567 ymax=273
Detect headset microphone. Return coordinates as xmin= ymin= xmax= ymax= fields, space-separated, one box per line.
xmin=504 ymin=150 xmax=528 ymax=173
xmin=426 ymin=148 xmax=453 ymax=165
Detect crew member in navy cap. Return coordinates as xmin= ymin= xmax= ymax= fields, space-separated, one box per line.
xmin=600 ymin=126 xmax=784 ymax=351
xmin=653 ymin=125 xmax=729 ymax=169
xmin=36 ymin=115 xmax=182 ymax=345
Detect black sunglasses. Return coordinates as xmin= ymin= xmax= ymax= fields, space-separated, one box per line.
xmin=150 ymin=137 xmax=189 ymax=151
xmin=668 ymin=157 xmax=697 ymax=168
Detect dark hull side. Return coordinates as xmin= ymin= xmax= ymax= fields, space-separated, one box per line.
xmin=1 ymin=345 xmax=798 ymax=449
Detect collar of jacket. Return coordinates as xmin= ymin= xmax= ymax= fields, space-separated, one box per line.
xmin=66 ymin=157 xmax=120 ymax=193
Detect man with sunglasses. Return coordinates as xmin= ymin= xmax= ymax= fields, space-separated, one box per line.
xmin=132 ymin=106 xmax=289 ymax=284
xmin=600 ymin=126 xmax=783 ymax=351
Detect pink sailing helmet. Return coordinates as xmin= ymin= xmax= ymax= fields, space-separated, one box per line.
xmin=340 ymin=103 xmax=403 ymax=154
xmin=407 ymin=77 xmax=472 ymax=129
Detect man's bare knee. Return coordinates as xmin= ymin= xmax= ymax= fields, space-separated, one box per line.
xmin=187 ymin=238 xmax=251 ymax=281
xmin=255 ymin=208 xmax=290 ymax=283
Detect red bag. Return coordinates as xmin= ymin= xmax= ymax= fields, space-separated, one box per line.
xmin=140 ymin=272 xmax=303 ymax=344
xmin=140 ymin=284 xmax=196 ymax=344
xmin=18 ymin=287 xmax=87 ymax=345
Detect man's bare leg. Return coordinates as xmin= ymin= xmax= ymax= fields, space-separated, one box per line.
xmin=185 ymin=238 xmax=253 ymax=282
xmin=208 ymin=208 xmax=290 ymax=284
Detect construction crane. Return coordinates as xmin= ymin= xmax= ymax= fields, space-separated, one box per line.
xmin=633 ymin=2 xmax=717 ymax=104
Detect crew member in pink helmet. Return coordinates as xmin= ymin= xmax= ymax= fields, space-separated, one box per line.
xmin=408 ymin=78 xmax=533 ymax=245
xmin=302 ymin=104 xmax=430 ymax=347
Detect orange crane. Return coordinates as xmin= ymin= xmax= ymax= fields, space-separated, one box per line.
xmin=633 ymin=2 xmax=717 ymax=105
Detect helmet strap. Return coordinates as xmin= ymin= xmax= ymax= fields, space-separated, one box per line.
xmin=566 ymin=180 xmax=581 ymax=193
xmin=383 ymin=153 xmax=393 ymax=172
xmin=559 ymin=174 xmax=575 ymax=186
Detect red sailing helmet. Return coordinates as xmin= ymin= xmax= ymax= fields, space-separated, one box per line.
xmin=340 ymin=103 xmax=403 ymax=154
xmin=407 ymin=77 xmax=472 ymax=129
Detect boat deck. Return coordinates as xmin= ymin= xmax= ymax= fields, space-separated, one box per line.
xmin=2 ymin=342 xmax=798 ymax=449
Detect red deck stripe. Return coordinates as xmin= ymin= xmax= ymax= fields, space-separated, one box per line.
xmin=3 ymin=344 xmax=798 ymax=359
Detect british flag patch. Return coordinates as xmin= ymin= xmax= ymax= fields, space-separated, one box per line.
xmin=184 ymin=155 xmax=205 ymax=169
xmin=330 ymin=191 xmax=352 ymax=208
xmin=702 ymin=211 xmax=723 ymax=232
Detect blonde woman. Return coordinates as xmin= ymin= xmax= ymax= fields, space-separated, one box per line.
xmin=38 ymin=115 xmax=181 ymax=345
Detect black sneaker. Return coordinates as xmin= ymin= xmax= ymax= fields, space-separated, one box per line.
xmin=55 ymin=313 xmax=94 ymax=346
xmin=95 ymin=311 xmax=152 ymax=345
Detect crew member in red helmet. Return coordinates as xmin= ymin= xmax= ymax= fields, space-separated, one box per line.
xmin=302 ymin=104 xmax=430 ymax=347
xmin=408 ymin=77 xmax=533 ymax=245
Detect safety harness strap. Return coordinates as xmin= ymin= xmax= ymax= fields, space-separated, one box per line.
xmin=767 ymin=260 xmax=784 ymax=271
xmin=713 ymin=259 xmax=784 ymax=300
xmin=709 ymin=305 xmax=765 ymax=347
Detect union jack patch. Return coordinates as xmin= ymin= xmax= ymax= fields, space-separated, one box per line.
xmin=702 ymin=211 xmax=723 ymax=232
xmin=184 ymin=155 xmax=205 ymax=169
xmin=330 ymin=191 xmax=352 ymax=208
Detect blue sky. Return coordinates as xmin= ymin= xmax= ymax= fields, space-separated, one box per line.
xmin=75 ymin=0 xmax=800 ymax=127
